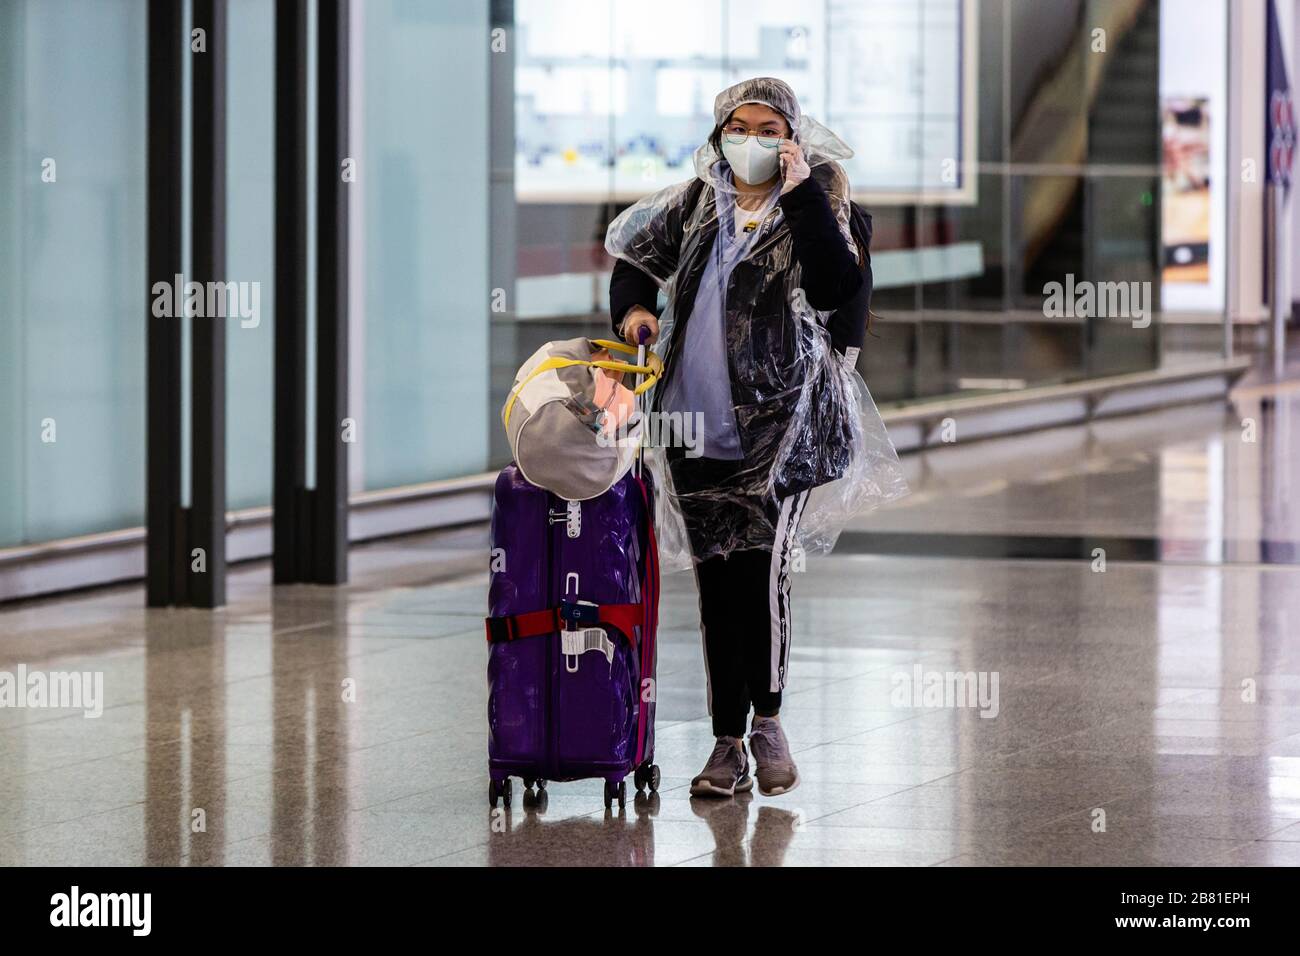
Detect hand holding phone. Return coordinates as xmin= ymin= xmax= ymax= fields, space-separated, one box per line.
xmin=778 ymin=140 xmax=810 ymax=194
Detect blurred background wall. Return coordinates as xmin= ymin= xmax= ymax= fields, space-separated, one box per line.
xmin=0 ymin=0 xmax=1273 ymax=561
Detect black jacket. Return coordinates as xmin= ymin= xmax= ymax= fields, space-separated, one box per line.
xmin=827 ymin=202 xmax=873 ymax=356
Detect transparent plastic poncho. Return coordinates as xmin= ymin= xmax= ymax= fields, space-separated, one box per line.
xmin=605 ymin=115 xmax=909 ymax=571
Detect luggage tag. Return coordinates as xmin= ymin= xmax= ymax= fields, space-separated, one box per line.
xmin=560 ymin=626 xmax=616 ymax=673
xmin=559 ymin=588 xmax=614 ymax=674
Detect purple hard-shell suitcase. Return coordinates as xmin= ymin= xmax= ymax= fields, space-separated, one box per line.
xmin=485 ymin=465 xmax=660 ymax=809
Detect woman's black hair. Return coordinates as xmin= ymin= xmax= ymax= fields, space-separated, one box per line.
xmin=707 ymin=123 xmax=724 ymax=157
xmin=844 ymin=211 xmax=881 ymax=338
xmin=707 ymin=124 xmax=728 ymax=158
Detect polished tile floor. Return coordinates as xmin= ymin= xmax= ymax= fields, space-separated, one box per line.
xmin=3 ymin=379 xmax=1300 ymax=866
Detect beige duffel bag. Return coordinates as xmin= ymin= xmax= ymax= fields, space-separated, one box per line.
xmin=502 ymin=337 xmax=661 ymax=501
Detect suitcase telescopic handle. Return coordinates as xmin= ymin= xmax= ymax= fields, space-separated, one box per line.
xmin=635 ymin=326 xmax=650 ymax=476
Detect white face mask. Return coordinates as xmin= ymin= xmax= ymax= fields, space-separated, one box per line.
xmin=720 ymin=135 xmax=782 ymax=186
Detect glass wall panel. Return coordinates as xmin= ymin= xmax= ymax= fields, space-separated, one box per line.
xmin=362 ymin=0 xmax=491 ymax=489
xmin=226 ymin=0 xmax=277 ymax=510
xmin=0 ymin=0 xmax=147 ymax=546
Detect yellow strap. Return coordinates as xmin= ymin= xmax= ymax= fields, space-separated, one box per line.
xmin=590 ymin=338 xmax=666 ymax=382
xmin=594 ymin=345 xmax=663 ymax=392
xmin=502 ymin=349 xmax=662 ymax=428
xmin=590 ymin=338 xmax=634 ymax=353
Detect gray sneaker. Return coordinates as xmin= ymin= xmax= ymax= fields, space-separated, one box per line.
xmin=690 ymin=736 xmax=753 ymax=798
xmin=749 ymin=715 xmax=799 ymax=796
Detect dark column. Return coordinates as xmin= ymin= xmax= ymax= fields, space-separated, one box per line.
xmin=191 ymin=0 xmax=228 ymax=607
xmin=146 ymin=0 xmax=184 ymax=607
xmin=273 ymin=0 xmax=311 ymax=584
xmin=274 ymin=0 xmax=349 ymax=585
xmin=314 ymin=0 xmax=350 ymax=584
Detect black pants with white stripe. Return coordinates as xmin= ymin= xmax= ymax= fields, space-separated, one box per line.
xmin=668 ymin=452 xmax=809 ymax=739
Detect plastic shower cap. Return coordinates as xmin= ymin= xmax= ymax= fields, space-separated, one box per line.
xmin=695 ymin=78 xmax=854 ymax=201
xmin=713 ymin=76 xmax=802 ymax=135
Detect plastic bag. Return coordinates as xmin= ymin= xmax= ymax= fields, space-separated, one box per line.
xmin=604 ymin=87 xmax=908 ymax=570
xmin=643 ymin=346 xmax=909 ymax=573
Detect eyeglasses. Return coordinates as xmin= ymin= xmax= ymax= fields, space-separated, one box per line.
xmin=721 ymin=124 xmax=783 ymax=148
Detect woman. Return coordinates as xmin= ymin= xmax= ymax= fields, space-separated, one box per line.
xmin=606 ymin=78 xmax=868 ymax=798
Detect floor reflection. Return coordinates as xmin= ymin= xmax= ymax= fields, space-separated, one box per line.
xmin=484 ymin=790 xmax=807 ymax=866
xmin=269 ymin=590 xmax=350 ymax=866
xmin=488 ymin=792 xmax=660 ymax=866
xmin=144 ymin=611 xmax=226 ymax=866
xmin=846 ymin=386 xmax=1300 ymax=565
xmin=138 ymin=587 xmax=354 ymax=865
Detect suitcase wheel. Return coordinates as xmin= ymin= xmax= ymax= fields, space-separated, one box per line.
xmin=603 ymin=779 xmax=627 ymax=809
xmin=489 ymin=777 xmax=513 ymax=809
xmin=634 ymin=763 xmax=661 ymax=794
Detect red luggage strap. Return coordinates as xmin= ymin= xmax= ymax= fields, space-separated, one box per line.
xmin=485 ymin=600 xmax=643 ymax=646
